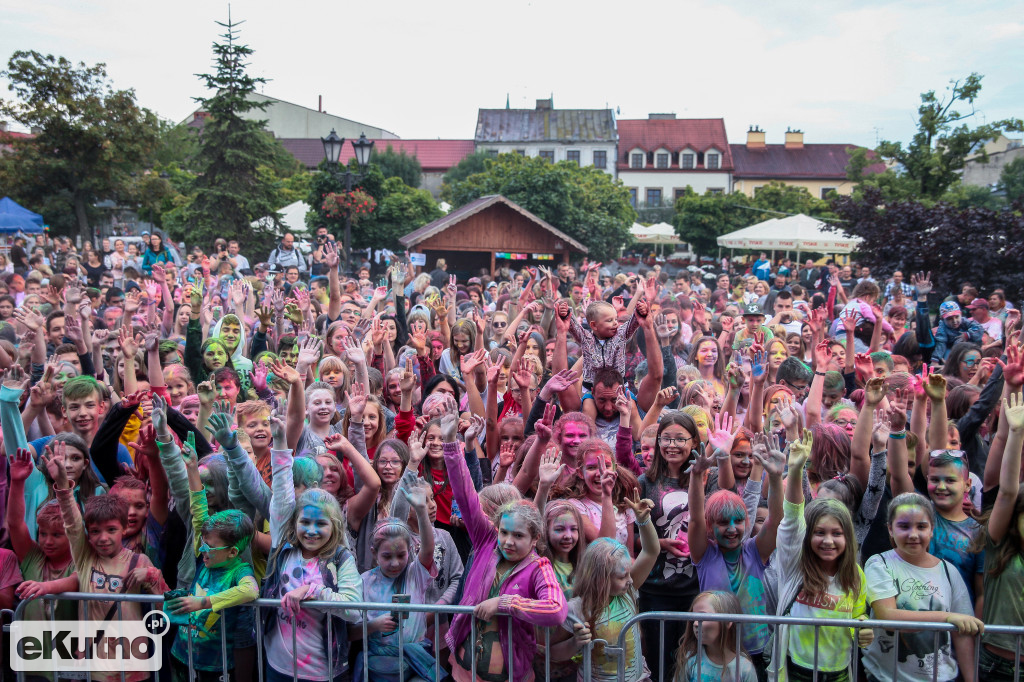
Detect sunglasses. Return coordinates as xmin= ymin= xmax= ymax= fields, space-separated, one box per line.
xmin=198 ymin=542 xmax=231 ymax=553
xmin=929 ymin=449 xmax=967 ymax=461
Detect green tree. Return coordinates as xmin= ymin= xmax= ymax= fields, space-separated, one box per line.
xmin=440 ymin=151 xmax=492 ymax=201
xmin=366 ymin=177 xmax=443 ymax=249
xmin=750 ymin=181 xmax=834 ymax=218
xmin=447 ymin=153 xmax=635 ymax=260
xmin=672 ymin=188 xmax=753 ymax=257
xmin=998 ymin=156 xmax=1024 ymax=206
xmin=371 ymin=145 xmax=422 ymax=188
xmin=0 ymin=51 xmax=160 ymax=241
xmin=870 ymin=73 xmax=1022 ymax=200
xmin=177 ymin=15 xmax=296 ymax=253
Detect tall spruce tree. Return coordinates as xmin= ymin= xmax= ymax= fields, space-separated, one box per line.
xmin=181 ymin=13 xmax=286 ymax=252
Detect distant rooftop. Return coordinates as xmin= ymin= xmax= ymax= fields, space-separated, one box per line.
xmin=476 ymin=99 xmax=616 ymax=144
xmin=730 ymin=143 xmax=884 ymax=179
xmin=279 ymin=138 xmax=476 ymax=171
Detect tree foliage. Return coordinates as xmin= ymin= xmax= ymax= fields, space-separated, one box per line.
xmin=0 ymin=51 xmax=160 ymax=241
xmin=998 ymin=156 xmax=1024 ymax=206
xmin=446 ymin=153 xmax=635 ymax=260
xmin=869 ymin=73 xmax=1023 ymax=200
xmin=673 ymin=182 xmax=834 ymax=256
xmin=370 ymin=145 xmax=422 ymax=188
xmin=833 ymin=186 xmax=1024 ymax=300
xmin=440 ymin=151 xmax=492 ymax=201
xmin=175 ymin=15 xmax=300 ymax=253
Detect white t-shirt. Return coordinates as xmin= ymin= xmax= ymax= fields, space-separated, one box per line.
xmin=977 ymin=316 xmax=1003 ymax=341
xmin=862 ymin=550 xmax=973 ymax=682
xmin=266 ymin=551 xmax=329 ymax=680
xmin=568 ymin=497 xmax=636 ymax=547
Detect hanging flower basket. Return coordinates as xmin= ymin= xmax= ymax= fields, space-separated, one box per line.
xmin=322 ymin=189 xmax=376 ymax=225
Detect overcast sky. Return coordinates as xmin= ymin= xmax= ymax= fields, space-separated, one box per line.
xmin=2 ymin=0 xmax=1022 ymax=149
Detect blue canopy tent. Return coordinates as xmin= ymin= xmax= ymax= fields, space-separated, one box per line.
xmin=0 ymin=197 xmax=44 ymax=234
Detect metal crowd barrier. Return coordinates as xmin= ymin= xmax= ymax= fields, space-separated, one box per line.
xmin=6 ymin=593 xmax=1024 ymax=682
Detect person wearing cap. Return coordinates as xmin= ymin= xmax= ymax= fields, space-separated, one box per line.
xmin=731 ymin=302 xmax=775 ymax=350
xmin=933 ymin=300 xmax=983 ymax=363
xmin=967 ymin=297 xmax=1003 ymax=343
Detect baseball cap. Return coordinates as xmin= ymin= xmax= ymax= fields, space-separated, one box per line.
xmin=939 ymin=301 xmax=961 ymax=319
xmin=966 ymin=298 xmax=988 ymax=310
xmin=743 ymin=303 xmax=764 ymax=317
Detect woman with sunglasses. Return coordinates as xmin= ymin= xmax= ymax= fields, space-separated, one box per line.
xmin=941 ymin=342 xmax=984 ymax=384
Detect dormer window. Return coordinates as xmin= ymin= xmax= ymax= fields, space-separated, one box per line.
xmin=656 ymin=152 xmax=669 ymax=169
xmin=630 ymin=152 xmax=644 ymax=169
xmin=681 ymin=152 xmax=695 ymax=170
xmin=706 ymin=151 xmax=721 ymax=170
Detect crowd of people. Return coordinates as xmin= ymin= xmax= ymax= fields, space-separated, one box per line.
xmin=0 ymin=231 xmax=1022 ymax=682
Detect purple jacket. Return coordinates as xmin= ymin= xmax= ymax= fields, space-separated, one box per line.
xmin=442 ymin=441 xmax=567 ymax=682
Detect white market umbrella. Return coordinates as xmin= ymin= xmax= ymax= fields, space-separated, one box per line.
xmin=251 ymin=200 xmax=312 ymax=236
xmin=716 ymin=213 xmax=860 ymax=255
xmin=630 ymin=221 xmax=682 ymax=245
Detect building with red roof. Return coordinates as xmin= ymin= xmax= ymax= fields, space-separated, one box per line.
xmin=616 ymin=115 xmax=733 ymax=208
xmin=278 ymin=138 xmax=475 ymax=197
xmin=730 ymin=127 xmax=885 ymax=198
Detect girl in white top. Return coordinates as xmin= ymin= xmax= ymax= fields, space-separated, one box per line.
xmin=862 ymin=492 xmax=982 ymax=682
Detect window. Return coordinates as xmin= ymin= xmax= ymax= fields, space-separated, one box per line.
xmin=593 ymin=150 xmax=607 ymax=168
xmin=706 ymin=152 xmax=720 ymax=169
xmin=674 ymin=188 xmax=688 ymax=200
xmin=646 ymin=189 xmax=663 ymax=206
xmin=630 ymin=152 xmax=644 ymax=169
xmin=656 ymin=152 xmax=669 ymax=169
xmin=487 ymin=149 xmax=499 ymax=158
xmin=681 ymin=153 xmax=695 ymax=169
xmin=753 ymin=185 xmax=764 ymax=195
xmin=708 ymin=187 xmax=725 ymax=195
xmin=539 ymin=150 xmax=555 ymax=162
xmin=515 ymin=149 xmax=526 ymax=156
xmin=820 ymin=187 xmax=837 ymax=199
xmin=566 ymin=150 xmax=580 ymax=166
xmin=628 ymin=188 xmax=638 ymax=207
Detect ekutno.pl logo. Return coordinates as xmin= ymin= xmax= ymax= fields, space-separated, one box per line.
xmin=10 ymin=611 xmax=170 ymax=673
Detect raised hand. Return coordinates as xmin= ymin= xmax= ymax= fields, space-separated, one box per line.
xmin=685 ymin=445 xmax=716 ymax=475
xmin=9 ymin=448 xmax=36 ymax=483
xmin=623 ymin=489 xmax=655 ymax=525
xmin=2 ymin=364 xmax=29 ymax=391
xmin=924 ymin=372 xmax=947 ymax=402
xmin=510 ymin=358 xmax=534 ymax=396
xmin=812 ymin=340 xmax=833 ymax=372
xmin=614 ymin=386 xmax=632 ymax=419
xmin=655 ymin=386 xmax=678 ymax=407
xmin=196 ymin=381 xmax=216 ymax=406
xmin=438 ymin=393 xmax=460 ymax=443
xmin=911 ymin=271 xmax=932 ymax=298
xmin=778 ymin=397 xmax=799 ymax=430
xmin=460 ymin=348 xmax=487 ymax=378
xmin=151 ymin=394 xmax=170 ymax=438
xmin=409 ymin=429 xmax=428 ymax=468
xmin=204 ymin=401 xmax=237 ymax=446
xmin=788 ymin=429 xmax=813 ymax=470
xmin=864 ymin=377 xmax=886 ymax=406
xmin=720 ymin=314 xmax=735 ymax=333
xmin=543 ymin=369 xmax=579 ymax=397
xmin=296 ymin=336 xmax=323 ymax=370
xmin=346 ymin=382 xmax=367 ymax=420
xmin=998 ymin=342 xmax=1024 ymax=388
xmin=250 ymin=362 xmax=269 ymax=394
xmin=750 ymin=347 xmax=768 ymax=383
xmin=751 ymin=433 xmax=786 ymax=477
xmin=708 ymin=411 xmax=737 ymax=452
xmin=41 ymin=441 xmax=68 ymax=489
xmin=269 ymin=409 xmax=287 ymax=450
xmin=872 ymin=408 xmax=892 ymax=451
xmin=340 ymin=335 xmax=366 ymax=364
xmin=1004 ymin=392 xmax=1024 ymax=433
xmin=464 ymin=414 xmax=486 ymax=444
xmin=118 ymin=326 xmax=140 ymax=358
xmin=256 ymin=306 xmax=274 ymax=329
xmin=537 ymin=446 xmax=566 ymax=487
xmin=533 ymin=402 xmax=557 ymax=441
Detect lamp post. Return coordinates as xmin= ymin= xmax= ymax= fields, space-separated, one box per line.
xmin=321 ymin=129 xmax=374 ymax=266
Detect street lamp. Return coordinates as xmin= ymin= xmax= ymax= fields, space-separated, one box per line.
xmin=321 ymin=129 xmax=375 ymax=266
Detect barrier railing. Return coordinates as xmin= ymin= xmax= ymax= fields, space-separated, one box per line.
xmin=7 ymin=593 xmax=1024 ymax=682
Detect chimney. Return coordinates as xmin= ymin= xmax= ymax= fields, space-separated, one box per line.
xmin=785 ymin=128 xmax=804 ymax=149
xmin=318 ymin=95 xmax=322 ymax=112
xmin=535 ymin=98 xmax=553 ymax=110
xmin=746 ymin=125 xmax=765 ymax=149
xmin=648 ymin=113 xmax=676 ymax=120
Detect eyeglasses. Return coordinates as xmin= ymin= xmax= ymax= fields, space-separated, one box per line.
xmin=378 ymin=460 xmax=402 ymax=469
xmin=832 ymin=419 xmax=857 ymax=427
xmin=962 ymin=358 xmax=981 ymax=367
xmin=198 ymin=542 xmax=230 ymax=553
xmin=929 ymin=449 xmax=967 ymax=461
xmin=659 ymin=435 xmax=694 ymax=446
xmin=492 ymin=321 xmax=507 ymax=328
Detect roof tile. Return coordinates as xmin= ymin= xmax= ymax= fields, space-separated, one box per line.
xmin=475 ymin=109 xmax=616 ymax=143
xmin=729 ymin=143 xmax=885 ymax=179
xmin=278 ymin=138 xmax=475 ymax=171
xmin=617 ymin=119 xmax=733 ymax=169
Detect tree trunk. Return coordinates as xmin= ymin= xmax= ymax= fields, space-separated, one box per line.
xmin=74 ymin=194 xmax=92 ymax=245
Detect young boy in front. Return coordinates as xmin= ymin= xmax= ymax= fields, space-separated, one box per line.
xmin=45 ymin=442 xmax=167 ymax=682
xmin=166 ymin=433 xmax=258 ymax=682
